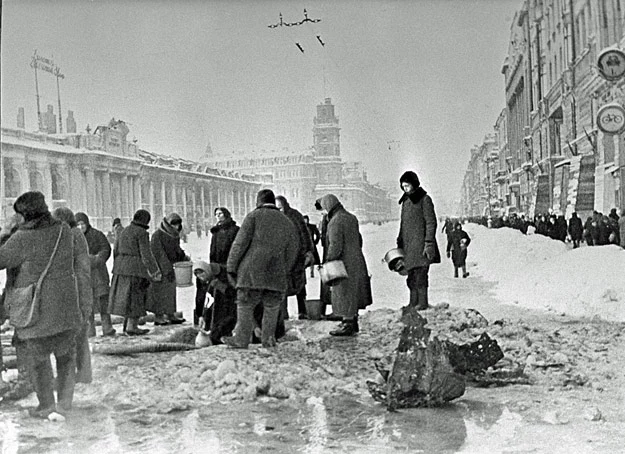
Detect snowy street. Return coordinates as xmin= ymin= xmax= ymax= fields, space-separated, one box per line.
xmin=1 ymin=220 xmax=625 ymax=453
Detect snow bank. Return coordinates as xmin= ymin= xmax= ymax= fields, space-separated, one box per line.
xmin=464 ymin=223 xmax=625 ymax=322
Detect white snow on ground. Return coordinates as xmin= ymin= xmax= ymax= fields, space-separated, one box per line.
xmin=2 ymin=219 xmax=624 ymax=323
xmin=462 ymin=222 xmax=625 ymax=322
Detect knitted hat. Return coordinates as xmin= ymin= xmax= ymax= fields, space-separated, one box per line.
xmin=112 ymin=217 xmax=122 ymax=226
xmin=256 ymin=189 xmax=275 ymax=207
xmin=399 ymin=171 xmax=421 ymax=189
xmin=132 ymin=209 xmax=151 ymax=227
xmin=13 ymin=191 xmax=49 ymax=222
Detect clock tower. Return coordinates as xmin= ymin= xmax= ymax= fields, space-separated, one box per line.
xmin=312 ymin=98 xmax=343 ymax=185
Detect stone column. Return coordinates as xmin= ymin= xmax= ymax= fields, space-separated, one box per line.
xmin=43 ymin=163 xmax=53 ymax=205
xmin=182 ymin=186 xmax=188 ymax=220
xmin=171 ymin=182 xmax=177 ymax=214
xmin=102 ymin=172 xmax=112 ymax=221
xmin=86 ymin=169 xmax=96 ymax=216
xmin=191 ymin=186 xmax=197 ymax=227
xmin=161 ymin=179 xmax=167 ymax=219
xmin=149 ymin=180 xmax=155 ymax=226
xmin=121 ymin=175 xmax=130 ymax=219
xmin=200 ymin=185 xmax=206 ymax=227
xmin=133 ymin=175 xmax=142 ymax=213
xmin=217 ymin=187 xmax=222 ymax=207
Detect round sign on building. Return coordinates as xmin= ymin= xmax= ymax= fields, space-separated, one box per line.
xmin=596 ymin=102 xmax=625 ymax=135
xmin=597 ymin=48 xmax=625 ymax=81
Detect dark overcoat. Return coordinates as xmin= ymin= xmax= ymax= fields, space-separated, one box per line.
xmin=0 ymin=216 xmax=85 ymax=339
xmin=446 ymin=228 xmax=471 ymax=267
xmin=281 ymin=205 xmax=312 ymax=295
xmin=227 ymin=204 xmax=299 ymax=293
xmin=147 ymin=219 xmax=187 ymax=314
xmin=397 ymin=188 xmax=441 ymax=269
xmin=323 ymin=199 xmax=372 ymax=315
xmin=209 ymin=219 xmax=239 ymax=264
xmin=568 ymin=215 xmax=583 ymax=241
xmin=83 ymin=224 xmax=112 ymax=298
xmin=111 ymin=221 xmax=160 ymax=279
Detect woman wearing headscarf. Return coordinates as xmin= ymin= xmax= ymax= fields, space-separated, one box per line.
xmin=445 ymin=222 xmax=471 ymax=278
xmin=397 ymin=171 xmax=441 ymax=310
xmin=52 ymin=207 xmax=93 ymax=385
xmin=319 ymin=193 xmax=372 ymax=336
xmin=0 ymin=192 xmax=85 ymax=417
xmin=109 ymin=209 xmax=162 ymax=335
xmin=147 ymin=213 xmax=189 ymax=325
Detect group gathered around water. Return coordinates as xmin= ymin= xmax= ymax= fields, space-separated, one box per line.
xmin=2 ymin=169 xmax=623 ymax=420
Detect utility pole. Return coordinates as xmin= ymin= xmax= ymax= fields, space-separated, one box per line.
xmin=31 ymin=51 xmax=43 ymax=131
xmin=54 ymin=65 xmax=65 ymax=134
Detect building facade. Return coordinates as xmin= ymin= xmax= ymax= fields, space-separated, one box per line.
xmin=205 ymin=98 xmax=394 ymax=223
xmin=1 ymin=117 xmax=263 ymax=233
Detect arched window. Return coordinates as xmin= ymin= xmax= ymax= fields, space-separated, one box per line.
xmin=5 ymin=167 xmax=21 ymax=198
xmin=29 ymin=170 xmax=45 ymax=193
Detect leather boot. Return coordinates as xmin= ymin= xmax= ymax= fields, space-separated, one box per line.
xmin=101 ymin=313 xmax=116 ymax=336
xmin=126 ymin=317 xmax=149 ymax=335
xmin=193 ymin=310 xmax=200 ymax=328
xmin=462 ymin=266 xmax=469 ymax=278
xmin=153 ymin=314 xmax=170 ymax=326
xmin=75 ymin=325 xmax=92 ymax=384
xmin=330 ymin=319 xmax=357 ymax=336
xmin=454 ymin=268 xmax=459 ymax=278
xmin=167 ymin=313 xmax=186 ymax=324
xmin=416 ymin=288 xmax=430 ymax=310
xmin=56 ymin=353 xmax=76 ymax=414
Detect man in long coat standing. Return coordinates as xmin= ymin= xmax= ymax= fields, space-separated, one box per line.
xmin=224 ymin=189 xmax=299 ymax=348
xmin=397 ymin=171 xmax=441 ymax=310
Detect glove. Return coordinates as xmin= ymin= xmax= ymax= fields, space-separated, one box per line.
xmin=446 ymin=251 xmax=451 ymax=259
xmin=304 ymin=251 xmax=315 ymax=268
xmin=423 ymin=243 xmax=437 ymax=261
xmin=150 ymin=270 xmax=163 ymax=282
xmin=227 ymin=273 xmax=237 ymax=288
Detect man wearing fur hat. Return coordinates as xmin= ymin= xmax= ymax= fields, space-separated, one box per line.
xmin=75 ymin=212 xmax=116 ymax=337
xmin=147 ymin=213 xmax=189 ymax=325
xmin=397 ymin=171 xmax=441 ymax=310
xmin=223 ymin=189 xmax=299 ymax=348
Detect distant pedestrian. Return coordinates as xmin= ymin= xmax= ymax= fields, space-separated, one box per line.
xmin=397 ymin=171 xmax=441 ymax=310
xmin=303 ymin=215 xmax=321 ymax=278
xmin=568 ymin=212 xmax=583 ymax=248
xmin=446 ymin=222 xmax=471 ymax=278
xmin=619 ymin=209 xmax=625 ymax=248
xmin=109 ymin=209 xmax=162 ymax=335
xmin=223 ymin=189 xmax=299 ymax=348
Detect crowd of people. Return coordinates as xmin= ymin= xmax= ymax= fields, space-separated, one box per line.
xmin=0 ymin=186 xmax=377 ymax=417
xmin=457 ymin=207 xmax=625 ymax=249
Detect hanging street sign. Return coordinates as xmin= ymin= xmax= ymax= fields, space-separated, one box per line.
xmin=596 ymin=102 xmax=625 ymax=134
xmin=597 ymin=48 xmax=625 ymax=81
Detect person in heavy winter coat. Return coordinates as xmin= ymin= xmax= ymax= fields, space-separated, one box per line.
xmin=52 ymin=208 xmax=93 ymax=385
xmin=74 ymin=212 xmax=115 ymax=337
xmin=0 ymin=192 xmax=86 ymax=418
xmin=147 ymin=213 xmax=189 ymax=325
xmin=276 ymin=195 xmax=314 ymax=320
xmin=315 ymin=201 xmax=334 ymax=318
xmin=209 ymin=207 xmax=239 ymax=265
xmin=568 ymin=212 xmax=583 ymax=248
xmin=224 ymin=189 xmax=299 ymax=348
xmin=397 ymin=171 xmax=441 ymax=310
xmin=303 ymin=215 xmax=321 ymax=277
xmin=319 ymin=194 xmax=372 ymax=336
xmin=446 ymin=222 xmax=471 ymax=278
xmin=109 ymin=209 xmax=162 ymax=335
xmin=196 ymin=207 xmax=239 ymax=332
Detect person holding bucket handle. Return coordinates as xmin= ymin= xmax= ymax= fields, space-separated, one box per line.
xmin=223 ymin=189 xmax=299 ymax=348
xmin=147 ymin=213 xmax=189 ymax=326
xmin=319 ymin=194 xmax=372 ymax=336
xmin=109 ymin=209 xmax=162 ymax=335
xmin=397 ymin=171 xmax=441 ymax=310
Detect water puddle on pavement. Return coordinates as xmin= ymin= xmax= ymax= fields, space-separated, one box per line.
xmin=0 ymin=397 xmax=525 ymax=453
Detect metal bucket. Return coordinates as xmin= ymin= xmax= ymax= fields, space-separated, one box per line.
xmin=383 ymin=248 xmax=406 ymax=274
xmin=173 ymin=262 xmax=193 ymax=287
xmin=304 ymin=299 xmax=324 ymax=320
xmin=319 ymin=260 xmax=348 ymax=286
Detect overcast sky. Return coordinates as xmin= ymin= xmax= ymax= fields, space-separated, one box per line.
xmin=1 ymin=0 xmax=520 ymax=205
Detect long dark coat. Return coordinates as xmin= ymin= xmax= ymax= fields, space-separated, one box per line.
xmin=227 ymin=204 xmax=299 ymax=293
xmin=568 ymin=215 xmax=583 ymax=241
xmin=322 ymin=198 xmax=372 ymax=316
xmin=83 ymin=224 xmax=112 ymax=298
xmin=0 ymin=216 xmax=85 ymax=339
xmin=281 ymin=204 xmax=313 ymax=296
xmin=209 ymin=219 xmax=239 ymax=264
xmin=446 ymin=228 xmax=471 ymax=267
xmin=147 ymin=219 xmax=187 ymax=315
xmin=397 ymin=188 xmax=441 ymax=270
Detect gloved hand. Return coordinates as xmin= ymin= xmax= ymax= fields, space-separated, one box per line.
xmin=227 ymin=273 xmax=237 ymax=288
xmin=446 ymin=251 xmax=451 ymax=258
xmin=304 ymin=251 xmax=315 ymax=268
xmin=423 ymin=243 xmax=437 ymax=261
xmin=150 ymin=270 xmax=163 ymax=282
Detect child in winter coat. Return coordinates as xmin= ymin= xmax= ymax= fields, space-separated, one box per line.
xmin=446 ymin=222 xmax=471 ymax=278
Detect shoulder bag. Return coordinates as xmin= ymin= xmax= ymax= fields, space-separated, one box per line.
xmin=7 ymin=226 xmax=64 ymax=329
